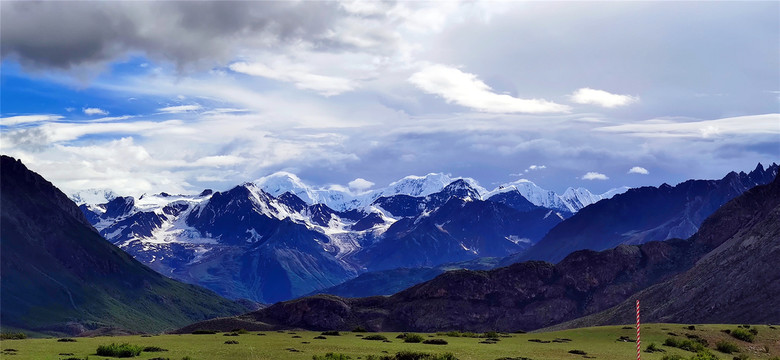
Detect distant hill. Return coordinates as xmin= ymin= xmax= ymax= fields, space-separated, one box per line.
xmin=310 ymin=257 xmax=499 ymax=298
xmin=550 ymin=170 xmax=780 ymax=329
xmin=505 ymin=163 xmax=778 ymax=265
xmin=180 ymin=172 xmax=778 ymax=333
xmin=0 ymin=156 xmax=247 ymax=336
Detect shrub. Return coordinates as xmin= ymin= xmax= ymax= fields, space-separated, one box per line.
xmin=423 ymin=339 xmax=448 ymax=345
xmin=513 ymin=330 xmax=527 ymax=334
xmin=662 ymin=356 xmax=686 ymax=360
xmin=314 ymin=336 xmax=327 ymax=339
xmin=688 ymin=325 xmax=697 ymax=330
xmin=393 ymin=351 xmax=458 ymax=360
xmin=148 ymin=357 xmax=171 ymax=360
xmin=730 ymin=328 xmax=755 ymax=342
xmin=716 ymin=340 xmax=739 ymax=354
xmin=58 ymin=338 xmax=77 ymax=342
xmin=0 ymin=332 xmax=27 ymax=340
xmin=96 ymin=343 xmax=144 ymax=357
xmin=404 ymin=334 xmax=425 ymax=343
xmin=321 ymin=331 xmax=341 ymax=336
xmin=647 ymin=343 xmax=665 ymax=353
xmin=732 ymin=354 xmax=750 ymax=360
xmin=143 ymin=346 xmax=168 ymax=352
xmin=363 ymin=334 xmax=388 ymax=341
xmin=664 ymin=337 xmax=706 ymax=352
xmin=748 ymin=328 xmax=758 ymax=335
xmin=313 ymin=353 xmax=352 ymax=360
xmin=191 ymin=330 xmax=216 ymax=334
xmin=230 ymin=328 xmax=249 ymax=334
xmin=352 ymin=326 xmax=367 ymax=332
xmin=568 ymin=350 xmax=587 ymax=355
xmin=223 ymin=333 xmax=239 ymax=336
xmin=224 ymin=340 xmax=239 ymax=344
xmin=483 ymin=331 xmax=500 ymax=338
xmin=690 ymin=350 xmax=719 ymax=360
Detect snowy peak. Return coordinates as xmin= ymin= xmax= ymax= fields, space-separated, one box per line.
xmin=486 ymin=179 xmax=628 ymax=213
xmin=487 ymin=179 xmax=569 ymax=212
xmin=71 ymin=188 xmax=118 ymax=205
xmin=438 ymin=179 xmax=481 ymax=201
xmin=254 ymin=171 xmax=318 ymax=204
xmin=385 ymin=173 xmax=481 ymax=197
xmin=557 ymin=185 xmax=630 ymax=212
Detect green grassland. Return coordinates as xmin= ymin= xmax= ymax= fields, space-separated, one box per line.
xmin=1 ymin=324 xmax=778 ymax=360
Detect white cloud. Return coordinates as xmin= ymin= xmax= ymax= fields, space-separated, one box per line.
xmin=0 ymin=114 xmax=63 ymax=126
xmin=526 ymin=164 xmax=546 ymax=172
xmin=597 ymin=114 xmax=780 ymax=138
xmin=83 ymin=107 xmax=108 ymax=115
xmin=628 ymin=166 xmax=649 ymax=175
xmin=158 ymin=104 xmax=202 ymax=113
xmin=348 ymin=178 xmax=375 ymax=192
xmin=582 ymin=171 xmax=609 ymax=180
xmin=229 ymin=61 xmax=356 ymax=96
xmin=570 ymin=88 xmax=638 ymax=108
xmin=408 ymin=64 xmax=571 ymax=113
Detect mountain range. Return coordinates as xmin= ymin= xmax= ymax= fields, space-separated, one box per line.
xmin=507 ymin=163 xmax=778 ymax=265
xmin=73 ymin=165 xmax=777 ymax=304
xmin=179 ymin=166 xmax=780 ymax=333
xmin=0 ymin=156 xmax=247 ymax=336
xmin=74 ymin=173 xmax=622 ymax=303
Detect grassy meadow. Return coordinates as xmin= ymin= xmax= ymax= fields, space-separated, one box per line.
xmin=0 ymin=324 xmax=778 ymax=360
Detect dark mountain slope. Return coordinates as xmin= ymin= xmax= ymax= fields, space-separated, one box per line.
xmin=550 ymin=172 xmax=780 ymax=329
xmin=311 ymin=257 xmax=499 ymax=298
xmin=509 ymin=163 xmax=778 ymax=265
xmin=0 ymin=156 xmax=246 ymax=335
xmin=182 ymin=173 xmax=777 ymax=333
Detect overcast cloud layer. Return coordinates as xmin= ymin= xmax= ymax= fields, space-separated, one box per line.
xmin=1 ymin=1 xmax=778 ymax=197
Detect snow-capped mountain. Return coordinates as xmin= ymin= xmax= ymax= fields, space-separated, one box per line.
xmin=76 ymin=175 xmax=569 ymax=303
xmin=485 ymin=179 xmax=628 ymax=213
xmin=255 ymin=172 xmax=488 ymax=212
xmin=71 ymin=188 xmax=118 ymax=205
xmin=255 ymin=171 xmax=622 ymax=214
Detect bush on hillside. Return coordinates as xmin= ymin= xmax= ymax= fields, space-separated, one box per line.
xmin=96 ymin=343 xmax=143 ymax=357
xmin=363 ymin=334 xmax=388 ymax=341
xmin=422 ymin=339 xmax=448 ymax=345
xmin=730 ymin=328 xmax=755 ymax=342
xmin=716 ymin=340 xmax=739 ymax=354
xmin=0 ymin=332 xmax=27 ymax=340
xmin=321 ymin=331 xmax=341 ymax=336
xmin=403 ymin=333 xmax=424 ymax=343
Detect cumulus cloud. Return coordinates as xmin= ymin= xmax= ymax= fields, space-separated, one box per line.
xmin=158 ymin=104 xmax=202 ymax=113
xmin=582 ymin=171 xmax=609 ymax=180
xmin=409 ymin=64 xmax=571 ymax=113
xmin=570 ymin=88 xmax=638 ymax=108
xmin=83 ymin=107 xmax=108 ymax=116
xmin=0 ymin=114 xmax=63 ymax=126
xmin=348 ymin=178 xmax=375 ymax=192
xmin=628 ymin=166 xmax=649 ymax=175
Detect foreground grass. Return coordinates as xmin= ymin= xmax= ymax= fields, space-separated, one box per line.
xmin=0 ymin=324 xmax=778 ymax=360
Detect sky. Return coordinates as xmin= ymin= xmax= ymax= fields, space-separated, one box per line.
xmin=1 ymin=1 xmax=778 ymax=197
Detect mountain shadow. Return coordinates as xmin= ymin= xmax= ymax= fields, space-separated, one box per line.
xmin=0 ymin=156 xmax=247 ymax=336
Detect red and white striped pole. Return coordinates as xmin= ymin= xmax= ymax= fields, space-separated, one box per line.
xmin=636 ymin=299 xmax=641 ymax=360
